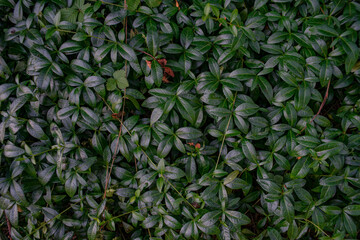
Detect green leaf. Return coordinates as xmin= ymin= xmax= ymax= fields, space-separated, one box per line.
xmin=105 ymin=10 xmax=126 ymax=25
xmin=38 ymin=166 xmax=55 ymax=185
xmin=147 ymin=30 xmax=158 ymax=57
xmin=223 ymin=170 xmax=239 ymax=185
xmin=176 ymin=127 xmax=202 ymax=140
xmin=181 ymin=27 xmax=194 ymax=49
xmin=257 ymin=179 xmax=281 ymax=193
xmin=0 ymin=84 xmax=17 ymax=102
xmin=294 ymin=188 xmax=313 ymax=204
xmin=290 ymin=157 xmax=311 ymax=179
xmin=87 ymin=221 xmax=99 ymax=240
xmin=242 ymin=140 xmax=258 ymax=164
xmin=113 ymin=70 xmax=129 ymax=89
xmin=341 ymin=38 xmax=359 ymax=74
xmin=151 ymin=61 xmax=163 ymax=87
xmin=235 ymin=103 xmax=259 ymax=117
xmin=319 ymin=176 xmax=343 ymax=186
xmin=268 ymin=228 xmax=282 ymax=240
xmin=218 ymin=49 xmax=235 ymax=65
xmin=225 ymin=210 xmax=251 ymax=226
xmin=185 ymin=157 xmax=196 ymax=182
xmin=118 ymin=43 xmax=138 ymax=62
xmin=60 ymin=41 xmax=84 ymax=54
xmin=230 ymin=9 xmax=238 ymax=23
xmin=81 ymin=107 xmax=100 ymax=126
xmin=343 ymin=213 xmax=357 ymax=237
xmin=292 ymin=33 xmax=312 ymax=48
xmin=61 ymin=8 xmax=78 ymax=23
xmin=281 ymin=196 xmax=294 ymax=223
xmin=176 ymin=97 xmax=196 ymax=124
xmin=274 ymin=87 xmax=297 ymax=102
xmin=106 ymin=78 xmax=117 ymax=91
xmin=145 ymin=0 xmax=162 ymax=8
xmin=27 ymin=120 xmax=48 ymax=140
xmin=319 ymin=60 xmax=332 ymax=87
xmin=199 ymin=211 xmax=222 ymax=227
xmin=343 ymin=205 xmax=360 ymax=216
xmin=71 ymin=59 xmax=93 ymax=75
xmin=164 ymin=215 xmax=181 ymax=229
xmin=4 ymin=144 xmax=25 ymax=158
xmin=295 ymin=83 xmax=311 ymax=110
xmin=268 ymin=32 xmax=288 ymax=44
xmin=254 ymin=0 xmax=268 ymax=9
xmin=127 ymin=0 xmax=140 ymax=11
xmin=315 ymin=142 xmax=344 ymax=159
xmin=274 ymin=153 xmax=290 ymax=170
xmin=65 ymin=175 xmax=77 ymax=197
xmin=204 ymin=3 xmax=211 ymax=16
xmin=157 ymin=135 xmax=173 ymax=158
xmin=312 ymin=25 xmax=338 ymax=37
xmin=257 ymin=76 xmax=273 ymax=103
xmin=84 ymin=76 xmax=105 ymax=88
xmin=320 ymin=206 xmax=342 ymax=215
xmin=296 ymin=136 xmax=320 ymax=148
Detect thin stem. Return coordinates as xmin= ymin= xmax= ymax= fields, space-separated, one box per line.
xmin=33 ymin=147 xmax=59 ymax=157
xmin=214 ymin=92 xmax=238 ymax=171
xmin=301 ymin=218 xmax=330 ymax=237
xmin=161 ymin=174 xmax=198 ymax=212
xmin=97 ymin=94 xmax=198 ymax=212
xmin=244 ymin=198 xmax=260 ymax=215
xmin=135 ymin=49 xmax=160 ymax=63
xmin=5 ymin=213 xmax=12 ymax=240
xmin=102 ymin=89 xmax=127 ymax=200
xmin=26 ymin=201 xmax=81 ymax=238
xmin=97 ymin=93 xmax=114 ymax=113
xmin=103 ymin=0 xmax=129 ymax=200
xmin=297 ymin=79 xmax=331 ymax=136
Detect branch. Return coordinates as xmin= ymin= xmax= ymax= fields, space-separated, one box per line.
xmin=5 ymin=214 xmax=12 ymax=240
xmin=297 ymin=79 xmax=331 ymax=136
xmin=135 ymin=49 xmax=160 ymax=63
xmin=103 ymin=0 xmax=129 ymax=200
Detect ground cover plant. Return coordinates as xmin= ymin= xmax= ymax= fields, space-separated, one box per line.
xmin=1 ymin=0 xmax=360 ymax=239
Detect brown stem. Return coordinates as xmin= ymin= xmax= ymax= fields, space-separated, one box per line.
xmin=134 ymin=157 xmax=138 ymax=172
xmin=320 ymin=6 xmax=325 ymax=15
xmin=135 ymin=49 xmax=159 ymax=63
xmin=103 ymin=89 xmax=127 ymax=200
xmin=125 ymin=0 xmax=128 ymax=45
xmin=297 ymin=79 xmax=331 ymax=136
xmin=5 ymin=213 xmax=12 ymax=240
xmin=244 ymin=199 xmax=261 ymax=215
xmin=103 ymin=0 xmax=129 ymax=200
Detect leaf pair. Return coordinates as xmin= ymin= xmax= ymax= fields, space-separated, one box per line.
xmin=106 ymin=70 xmax=129 ymax=91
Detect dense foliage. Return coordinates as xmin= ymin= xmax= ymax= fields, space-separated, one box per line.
xmin=1 ymin=0 xmax=360 ymax=239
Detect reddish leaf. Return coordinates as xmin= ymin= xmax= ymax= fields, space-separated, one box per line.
xmin=112 ymin=111 xmax=125 ymax=119
xmin=158 ymin=58 xmax=167 ymax=67
xmin=162 ymin=76 xmax=170 ymax=83
xmin=164 ymin=67 xmax=174 ymax=78
xmin=146 ymin=60 xmax=152 ymax=69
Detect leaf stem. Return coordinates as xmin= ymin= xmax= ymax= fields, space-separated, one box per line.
xmin=26 ymin=200 xmax=82 ymax=238
xmin=297 ymin=79 xmax=331 ymax=136
xmin=5 ymin=213 xmax=12 ymax=240
xmin=214 ymin=92 xmax=238 ymax=171
xmin=300 ymin=218 xmax=330 ymax=237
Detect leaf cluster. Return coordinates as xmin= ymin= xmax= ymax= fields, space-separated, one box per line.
xmin=0 ymin=0 xmax=360 ymax=239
